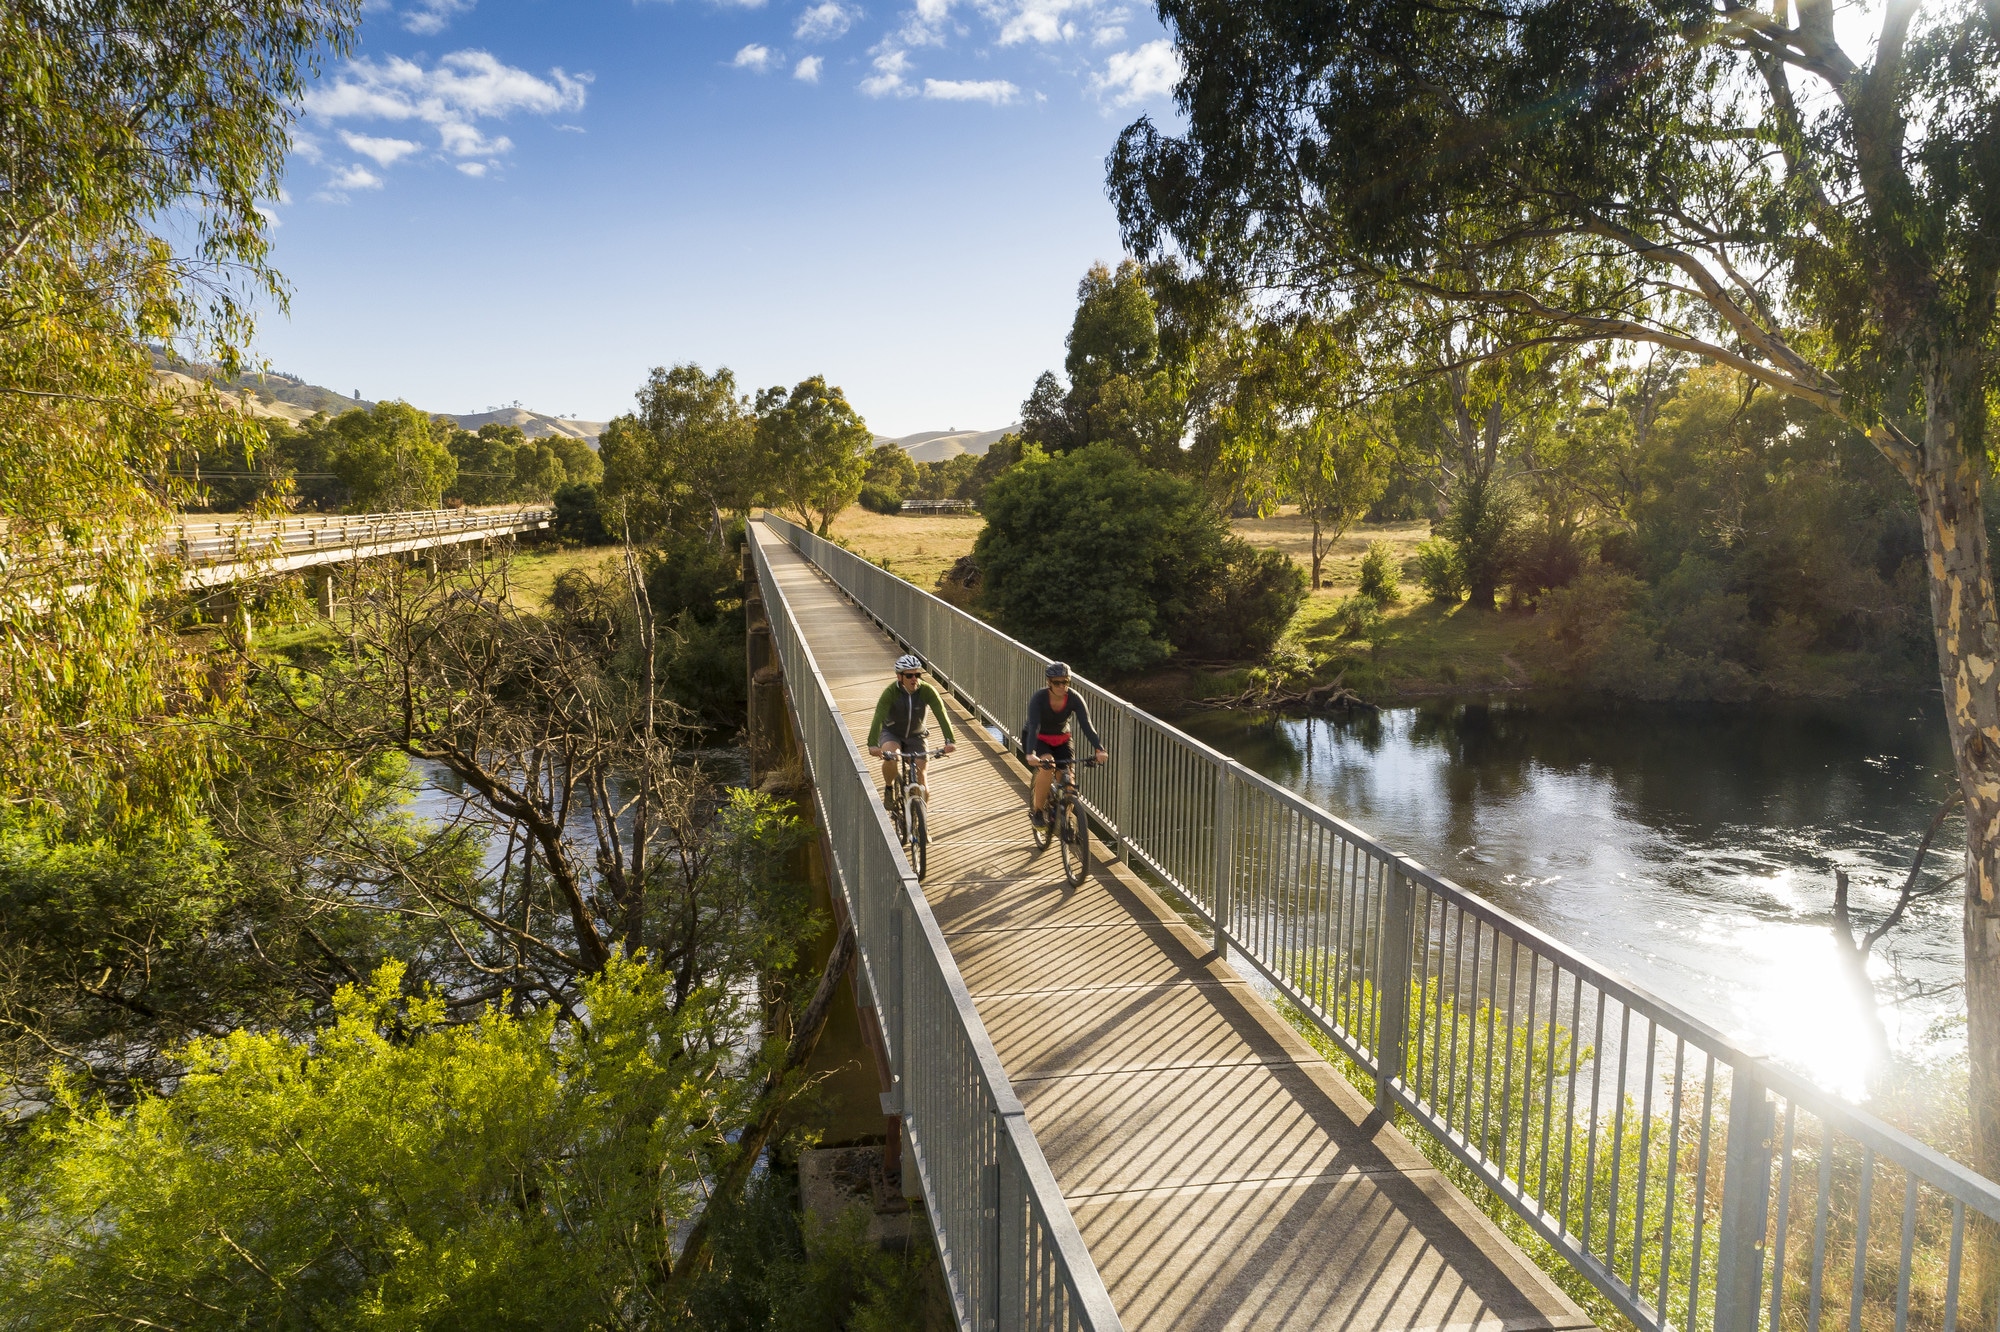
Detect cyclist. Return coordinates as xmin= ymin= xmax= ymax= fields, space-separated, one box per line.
xmin=866 ymin=654 xmax=956 ymax=797
xmin=1021 ymin=661 xmax=1106 ymax=828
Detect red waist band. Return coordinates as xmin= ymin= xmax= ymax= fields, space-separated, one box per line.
xmin=1036 ymin=733 xmax=1071 ymax=745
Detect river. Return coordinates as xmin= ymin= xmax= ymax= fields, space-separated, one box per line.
xmin=1170 ymin=693 xmax=1965 ymax=1101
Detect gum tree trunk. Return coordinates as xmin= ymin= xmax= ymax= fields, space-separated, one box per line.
xmin=1897 ymin=349 xmax=2000 ymax=1304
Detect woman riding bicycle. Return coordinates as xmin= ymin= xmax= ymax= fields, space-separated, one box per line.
xmin=866 ymin=654 xmax=956 ymax=798
xmin=1021 ymin=661 xmax=1106 ymax=829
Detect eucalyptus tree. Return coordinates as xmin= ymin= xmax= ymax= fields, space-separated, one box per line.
xmin=0 ymin=0 xmax=358 ymax=821
xmin=1111 ymin=0 xmax=2000 ymax=1198
xmin=755 ymin=376 xmax=872 ymax=535
xmin=600 ymin=363 xmax=757 ymax=542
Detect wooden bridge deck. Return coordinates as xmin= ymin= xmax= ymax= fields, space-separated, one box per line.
xmin=754 ymin=525 xmax=1593 ymax=1332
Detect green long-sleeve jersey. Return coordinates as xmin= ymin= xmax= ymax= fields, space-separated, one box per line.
xmin=866 ymin=680 xmax=955 ymax=746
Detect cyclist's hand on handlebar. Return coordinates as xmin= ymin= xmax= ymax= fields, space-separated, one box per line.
xmin=1092 ymin=748 xmax=1108 ymax=767
xmin=940 ymin=743 xmax=957 ymax=755
xmin=866 ymin=745 xmax=882 ymax=757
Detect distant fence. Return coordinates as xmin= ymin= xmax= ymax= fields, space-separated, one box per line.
xmin=749 ymin=526 xmax=1121 ymax=1332
xmin=899 ymin=499 xmax=976 ymax=515
xmin=762 ymin=512 xmax=2000 ymax=1332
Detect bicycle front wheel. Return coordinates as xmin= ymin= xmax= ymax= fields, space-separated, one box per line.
xmin=1058 ymin=800 xmax=1087 ymax=887
xmin=908 ymin=797 xmax=929 ymax=881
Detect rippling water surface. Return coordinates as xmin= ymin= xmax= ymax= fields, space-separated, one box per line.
xmin=1172 ymin=694 xmax=1964 ymax=1099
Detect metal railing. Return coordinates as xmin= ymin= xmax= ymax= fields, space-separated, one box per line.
xmin=748 ymin=528 xmax=1121 ymax=1332
xmin=172 ymin=506 xmax=551 ymax=571
xmin=762 ymin=513 xmax=2000 ymax=1332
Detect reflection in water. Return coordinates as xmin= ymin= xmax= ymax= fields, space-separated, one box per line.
xmin=1174 ymin=695 xmax=1963 ymax=1099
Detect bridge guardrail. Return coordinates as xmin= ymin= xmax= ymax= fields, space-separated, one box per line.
xmin=763 ymin=512 xmax=2000 ymax=1332
xmin=172 ymin=506 xmax=551 ymax=568
xmin=748 ymin=526 xmax=1121 ymax=1332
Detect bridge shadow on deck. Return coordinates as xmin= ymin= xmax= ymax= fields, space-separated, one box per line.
xmin=754 ymin=525 xmax=1593 ymax=1332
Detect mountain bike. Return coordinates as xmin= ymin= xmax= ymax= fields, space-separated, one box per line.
xmin=1031 ymin=754 xmax=1100 ymax=887
xmin=886 ymin=748 xmax=947 ymax=881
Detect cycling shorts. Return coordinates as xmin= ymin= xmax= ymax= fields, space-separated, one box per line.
xmin=1027 ymin=736 xmax=1073 ymax=765
xmin=880 ymin=728 xmax=928 ymax=753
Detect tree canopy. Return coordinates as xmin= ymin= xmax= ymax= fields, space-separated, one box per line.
xmin=756 ymin=376 xmax=872 ymax=536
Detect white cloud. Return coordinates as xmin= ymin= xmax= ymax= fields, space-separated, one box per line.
xmin=860 ymin=48 xmax=911 ymax=96
xmin=402 ymin=0 xmax=474 ymax=34
xmin=1091 ymin=23 xmax=1123 ymax=45
xmin=922 ymin=77 xmax=1016 ymax=103
xmin=733 ymin=43 xmax=776 ymax=70
xmin=996 ymin=0 xmax=1089 ymax=45
xmin=301 ymin=50 xmax=590 ymax=187
xmin=328 ymin=164 xmax=385 ymax=191
xmin=794 ymin=54 xmax=824 ymax=81
xmin=795 ymin=1 xmax=854 ymax=39
xmin=339 ymin=131 xmax=422 ymax=166
xmin=255 ymin=205 xmax=282 ymax=227
xmin=457 ymin=161 xmax=489 ymax=176
xmin=1091 ymin=38 xmax=1179 ymax=106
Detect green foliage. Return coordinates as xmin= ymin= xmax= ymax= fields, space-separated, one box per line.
xmin=0 ymin=957 xmax=754 ymax=1329
xmin=1440 ymin=475 xmax=1523 ymax=612
xmin=756 ymin=376 xmax=872 ymax=536
xmin=304 ymin=401 xmax=460 ymax=512
xmin=1324 ymin=594 xmax=1385 ymax=643
xmin=1358 ymin=541 xmax=1402 ymax=604
xmin=681 ymin=1169 xmax=942 ymax=1332
xmin=858 ymin=483 xmax=904 ymax=514
xmin=976 ymin=443 xmax=1300 ymax=673
xmin=553 ymin=480 xmax=610 ymax=545
xmin=0 ymin=0 xmax=358 ymax=824
xmin=602 ymin=363 xmax=758 ymax=540
xmin=1413 ymin=537 xmax=1465 ymax=604
xmin=863 ymin=442 xmax=918 ymax=495
xmin=1177 ymin=544 xmax=1307 ymax=660
xmin=646 ymin=531 xmax=741 ymax=627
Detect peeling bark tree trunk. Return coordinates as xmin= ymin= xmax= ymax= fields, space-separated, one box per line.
xmin=1896 ymin=351 xmax=2000 ymax=1301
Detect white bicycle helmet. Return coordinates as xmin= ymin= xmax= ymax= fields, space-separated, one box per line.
xmin=895 ymin=654 xmax=923 ymax=673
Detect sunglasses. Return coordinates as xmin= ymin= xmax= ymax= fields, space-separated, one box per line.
xmin=898 ymin=671 xmax=921 ymax=680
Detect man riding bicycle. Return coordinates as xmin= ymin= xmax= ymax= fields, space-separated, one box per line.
xmin=866 ymin=654 xmax=956 ymax=797
xmin=1021 ymin=661 xmax=1106 ymax=828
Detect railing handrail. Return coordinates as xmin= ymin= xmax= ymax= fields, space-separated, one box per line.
xmin=761 ymin=512 xmax=2000 ymax=1332
xmin=748 ymin=523 xmax=1121 ymax=1332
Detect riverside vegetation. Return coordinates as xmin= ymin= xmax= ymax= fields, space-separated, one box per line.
xmin=0 ymin=4 xmax=946 ymax=1325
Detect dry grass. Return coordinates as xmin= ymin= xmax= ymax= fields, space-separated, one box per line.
xmin=503 ymin=545 xmax=622 ymax=610
xmin=1230 ymin=509 xmax=1433 ymax=596
xmin=825 ymin=508 xmax=984 ymax=591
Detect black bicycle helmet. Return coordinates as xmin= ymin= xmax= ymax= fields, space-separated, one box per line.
xmin=1045 ymin=661 xmax=1070 ymax=680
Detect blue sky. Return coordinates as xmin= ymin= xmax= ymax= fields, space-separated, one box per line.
xmin=255 ymin=0 xmax=1181 ymax=435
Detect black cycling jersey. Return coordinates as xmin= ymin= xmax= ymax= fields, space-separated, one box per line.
xmin=1020 ymin=687 xmax=1101 ymax=757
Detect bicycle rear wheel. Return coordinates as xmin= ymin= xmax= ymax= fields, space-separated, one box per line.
xmin=908 ymin=797 xmax=929 ymax=881
xmin=1058 ymin=799 xmax=1087 ymax=886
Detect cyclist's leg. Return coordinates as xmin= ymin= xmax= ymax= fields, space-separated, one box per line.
xmin=908 ymin=731 xmax=929 ymax=789
xmin=879 ymin=737 xmax=903 ymax=791
xmin=1031 ymin=740 xmax=1070 ymax=811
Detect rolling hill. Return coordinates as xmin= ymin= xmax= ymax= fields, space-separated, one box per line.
xmin=875 ymin=426 xmax=1017 ymax=463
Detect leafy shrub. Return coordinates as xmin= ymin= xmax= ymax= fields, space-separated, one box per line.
xmin=975 ymin=444 xmax=1303 ymax=674
xmin=1326 ymin=595 xmax=1385 ymax=642
xmin=857 ymin=483 xmax=904 ymax=515
xmin=1176 ymin=545 xmax=1307 ymax=660
xmin=553 ymin=481 xmax=608 ymax=545
xmin=1357 ymin=541 xmax=1402 ymax=604
xmin=646 ymin=530 xmax=742 ymax=627
xmin=1511 ymin=526 xmax=1586 ymax=605
xmin=1441 ymin=475 xmax=1524 ymax=610
xmin=1414 ymin=537 xmax=1465 ymax=603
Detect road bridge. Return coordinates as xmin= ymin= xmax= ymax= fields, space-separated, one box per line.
xmin=748 ymin=514 xmax=2000 ymax=1332
xmin=173 ymin=505 xmax=551 ymax=588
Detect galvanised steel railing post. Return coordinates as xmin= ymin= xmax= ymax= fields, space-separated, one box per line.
xmin=998 ymin=1128 xmax=1026 ymax=1330
xmin=1714 ymin=1069 xmax=1776 ymax=1332
xmin=1374 ymin=864 xmax=1415 ymax=1118
xmin=1212 ymin=761 xmax=1236 ymax=958
xmin=982 ymin=1149 xmax=1002 ymax=1331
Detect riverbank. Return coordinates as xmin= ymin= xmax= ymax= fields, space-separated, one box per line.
xmin=824 ymin=504 xmax=1928 ymax=707
xmin=827 ymin=505 xmax=1549 ymax=703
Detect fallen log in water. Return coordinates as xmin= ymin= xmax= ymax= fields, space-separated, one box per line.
xmin=1191 ymin=677 xmax=1375 ymax=713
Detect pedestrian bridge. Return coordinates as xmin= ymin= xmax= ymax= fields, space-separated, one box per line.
xmin=746 ymin=516 xmax=2000 ymax=1332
